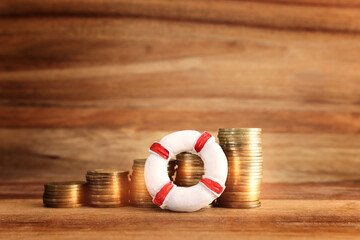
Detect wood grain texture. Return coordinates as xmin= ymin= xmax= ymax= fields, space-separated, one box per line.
xmin=0 ymin=17 xmax=359 ymax=132
xmin=0 ymin=0 xmax=360 ymax=184
xmin=0 ymin=195 xmax=359 ymax=239
xmin=1 ymin=182 xmax=359 ymax=239
xmin=1 ymin=0 xmax=360 ymax=33
xmin=1 ymin=182 xmax=360 ymax=239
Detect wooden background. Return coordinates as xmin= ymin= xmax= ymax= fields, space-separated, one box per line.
xmin=0 ymin=0 xmax=360 ymax=184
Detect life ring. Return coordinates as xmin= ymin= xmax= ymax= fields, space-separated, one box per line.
xmin=144 ymin=130 xmax=228 ymax=212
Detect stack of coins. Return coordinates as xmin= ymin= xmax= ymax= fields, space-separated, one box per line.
xmin=175 ymin=152 xmax=204 ymax=187
xmin=168 ymin=159 xmax=177 ymax=181
xmin=130 ymin=159 xmax=176 ymax=207
xmin=86 ymin=169 xmax=129 ymax=207
xmin=43 ymin=181 xmax=86 ymax=208
xmin=217 ymin=128 xmax=263 ymax=208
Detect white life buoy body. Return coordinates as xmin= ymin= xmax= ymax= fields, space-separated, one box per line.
xmin=144 ymin=130 xmax=228 ymax=212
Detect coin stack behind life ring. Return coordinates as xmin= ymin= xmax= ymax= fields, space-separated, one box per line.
xmin=86 ymin=169 xmax=130 ymax=207
xmin=130 ymin=159 xmax=176 ymax=207
xmin=217 ymin=128 xmax=263 ymax=208
xmin=43 ymin=181 xmax=87 ymax=208
xmin=175 ymin=152 xmax=204 ymax=187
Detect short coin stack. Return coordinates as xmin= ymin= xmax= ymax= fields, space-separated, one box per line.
xmin=86 ymin=169 xmax=129 ymax=207
xmin=43 ymin=181 xmax=86 ymax=208
xmin=175 ymin=152 xmax=204 ymax=187
xmin=217 ymin=128 xmax=263 ymax=208
xmin=130 ymin=159 xmax=176 ymax=207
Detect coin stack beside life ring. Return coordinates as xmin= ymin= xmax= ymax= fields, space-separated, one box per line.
xmin=174 ymin=152 xmax=204 ymax=187
xmin=130 ymin=159 xmax=176 ymax=207
xmin=43 ymin=181 xmax=87 ymax=208
xmin=217 ymin=128 xmax=263 ymax=208
xmin=86 ymin=169 xmax=130 ymax=207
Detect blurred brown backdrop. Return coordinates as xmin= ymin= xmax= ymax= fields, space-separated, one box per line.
xmin=0 ymin=0 xmax=359 ymax=183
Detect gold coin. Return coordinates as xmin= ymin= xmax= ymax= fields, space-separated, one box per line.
xmin=44 ymin=181 xmax=86 ymax=189
xmin=129 ymin=180 xmax=147 ymax=185
xmin=88 ymin=190 xmax=129 ymax=195
xmin=218 ymin=134 xmax=262 ymax=138
xmin=133 ymin=159 xmax=146 ymax=164
xmin=176 ymin=174 xmax=204 ymax=178
xmin=221 ymin=146 xmax=262 ymax=151
xmin=131 ymin=166 xmax=146 ymax=170
xmin=227 ymin=170 xmax=263 ymax=175
xmin=87 ymin=185 xmax=130 ymax=191
xmin=226 ymin=153 xmax=263 ymax=157
xmin=221 ymin=144 xmax=262 ymax=148
xmin=219 ymin=195 xmax=259 ymax=201
xmin=42 ymin=193 xmax=86 ymax=198
xmin=130 ymin=198 xmax=152 ymax=203
xmin=218 ymin=140 xmax=262 ymax=144
xmin=175 ymin=180 xmax=202 ymax=184
xmin=226 ymin=157 xmax=263 ymax=161
xmin=177 ymin=152 xmax=201 ymax=158
xmin=177 ymin=163 xmax=201 ymax=167
xmin=226 ymin=176 xmax=263 ymax=182
xmin=176 ymin=171 xmax=204 ymax=174
xmin=89 ymin=197 xmax=127 ymax=202
xmin=86 ymin=179 xmax=129 ymax=184
xmin=175 ymin=182 xmax=200 ymax=186
xmin=220 ymin=144 xmax=262 ymax=149
xmin=218 ymin=134 xmax=261 ymax=138
xmin=225 ymin=185 xmax=261 ymax=191
xmin=43 ymin=190 xmax=85 ymax=196
xmin=129 ymin=196 xmax=153 ymax=202
xmin=218 ymin=135 xmax=261 ymax=140
xmin=130 ymin=189 xmax=149 ymax=194
xmin=129 ymin=191 xmax=151 ymax=196
xmin=130 ymin=182 xmax=147 ymax=186
xmin=219 ymin=128 xmax=261 ymax=132
xmin=43 ymin=196 xmax=82 ymax=202
xmin=228 ymin=165 xmax=263 ymax=169
xmin=227 ymin=159 xmax=263 ymax=164
xmin=87 ymin=169 xmax=129 ymax=176
xmin=44 ymin=203 xmax=85 ymax=208
xmin=86 ymin=180 xmax=129 ymax=185
xmin=86 ymin=174 xmax=129 ymax=179
xmin=225 ymin=180 xmax=262 ymax=186
xmin=129 ymin=195 xmax=152 ymax=200
xmin=88 ymin=188 xmax=129 ymax=194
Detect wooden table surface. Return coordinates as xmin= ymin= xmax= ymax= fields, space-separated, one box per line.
xmin=1 ymin=182 xmax=359 ymax=239
xmin=1 ymin=1 xmax=360 ymax=239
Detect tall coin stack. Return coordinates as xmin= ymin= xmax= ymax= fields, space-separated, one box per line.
xmin=174 ymin=152 xmax=204 ymax=187
xmin=43 ymin=181 xmax=86 ymax=208
xmin=217 ymin=128 xmax=263 ymax=208
xmin=130 ymin=159 xmax=176 ymax=207
xmin=86 ymin=169 xmax=129 ymax=207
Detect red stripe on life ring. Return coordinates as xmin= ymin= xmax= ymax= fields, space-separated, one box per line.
xmin=153 ymin=181 xmax=174 ymax=207
xmin=150 ymin=142 xmax=169 ymax=159
xmin=200 ymin=178 xmax=224 ymax=195
xmin=194 ymin=132 xmax=212 ymax=153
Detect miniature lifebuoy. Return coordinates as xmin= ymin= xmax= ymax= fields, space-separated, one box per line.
xmin=144 ymin=130 xmax=228 ymax=212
